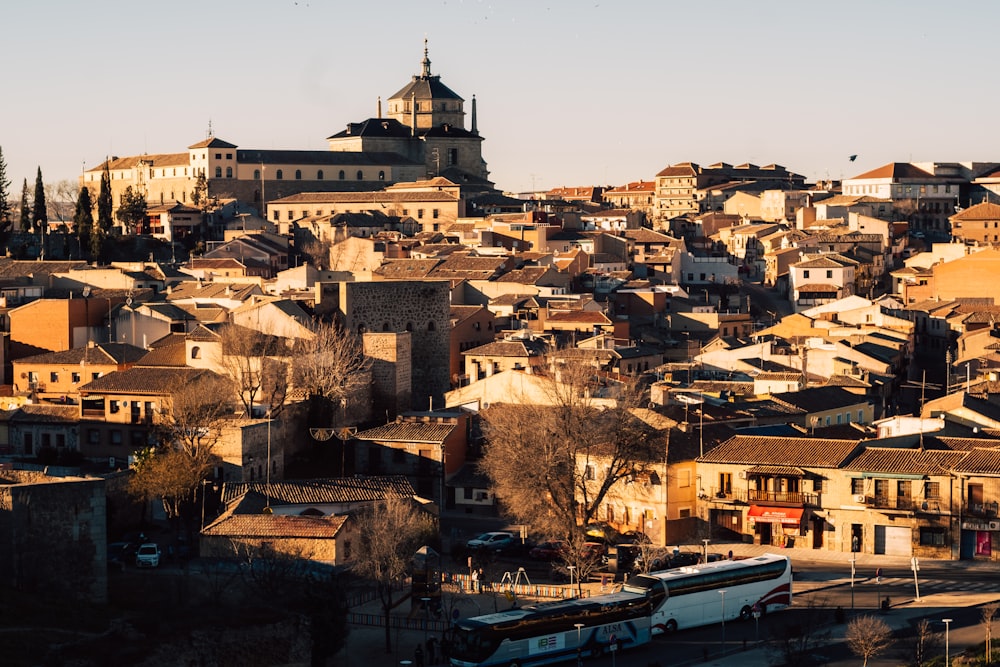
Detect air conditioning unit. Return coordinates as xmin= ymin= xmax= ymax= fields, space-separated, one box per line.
xmin=853 ymin=494 xmax=866 ymax=503
xmin=989 ymin=521 xmax=1000 ymax=531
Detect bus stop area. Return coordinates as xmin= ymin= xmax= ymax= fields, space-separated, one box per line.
xmin=332 ymin=540 xmax=1000 ymax=667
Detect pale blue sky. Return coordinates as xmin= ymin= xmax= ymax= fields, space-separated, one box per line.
xmin=3 ymin=0 xmax=996 ymax=196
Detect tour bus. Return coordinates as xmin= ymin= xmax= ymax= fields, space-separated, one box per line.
xmin=624 ymin=553 xmax=792 ymax=634
xmin=449 ymin=590 xmax=652 ymax=667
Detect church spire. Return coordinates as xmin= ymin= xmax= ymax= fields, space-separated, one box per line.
xmin=421 ymin=38 xmax=432 ymax=78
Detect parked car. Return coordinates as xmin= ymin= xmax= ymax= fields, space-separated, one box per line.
xmin=529 ymin=541 xmax=565 ymax=561
xmin=135 ymin=542 xmax=161 ymax=568
xmin=466 ymin=531 xmax=515 ymax=552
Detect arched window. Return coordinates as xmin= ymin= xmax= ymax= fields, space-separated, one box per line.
xmin=356 ymin=170 xmax=364 ymax=180
xmin=276 ymin=169 xmax=284 ymax=180
xmin=427 ymin=321 xmax=436 ymax=332
xmin=253 ymin=169 xmax=260 ymax=180
xmin=214 ymin=166 xmax=222 ymax=178
xmin=225 ymin=166 xmax=233 ymax=178
xmin=405 ymin=322 xmax=413 ymax=332
xmin=382 ymin=322 xmax=391 ymax=331
xmin=191 ymin=346 xmax=201 ymax=359
xmin=317 ymin=170 xmax=324 ymax=180
xmin=295 ymin=169 xmax=302 ymax=180
xmin=339 ymin=170 xmax=346 ymax=180
xmin=378 ymin=170 xmax=385 ymax=181
xmin=357 ymin=324 xmax=367 ymax=334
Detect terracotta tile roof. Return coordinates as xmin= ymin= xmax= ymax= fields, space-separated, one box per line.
xmin=136 ymin=343 xmax=188 ymax=367
xmin=952 ymin=447 xmax=1000 ymax=475
xmin=746 ymin=464 xmax=805 ymax=477
xmin=952 ymin=202 xmax=1000 ymax=221
xmin=796 ymin=283 xmax=841 ymax=292
xmin=203 ymin=513 xmax=347 ymax=539
xmin=698 ymin=434 xmax=861 ymax=467
xmin=844 ymin=447 xmax=966 ymax=475
xmin=656 ymin=163 xmax=700 ymax=177
xmin=771 ymin=386 xmax=870 ymax=413
xmin=464 ymin=339 xmax=548 ymax=358
xmin=354 ymin=420 xmax=456 ymax=443
xmin=494 ymin=267 xmax=550 ymax=284
xmin=604 ymin=181 xmax=655 ymax=194
xmin=223 ymin=475 xmax=415 ymax=506
xmin=271 ymin=190 xmax=457 ymax=204
xmin=373 ymin=259 xmax=441 ymax=279
xmin=849 ymin=162 xmax=935 ymax=180
xmin=14 ymin=343 xmax=146 ymax=366
xmin=79 ymin=367 xmax=220 ymax=394
xmin=794 ymin=255 xmax=854 ymax=269
xmin=545 ymin=311 xmax=612 ymax=325
xmin=11 ymin=404 xmax=79 ymax=423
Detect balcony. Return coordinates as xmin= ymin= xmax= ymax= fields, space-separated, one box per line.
xmin=867 ymin=495 xmax=919 ymax=511
xmin=748 ymin=489 xmax=817 ymax=506
xmin=965 ymin=501 xmax=1000 ymax=519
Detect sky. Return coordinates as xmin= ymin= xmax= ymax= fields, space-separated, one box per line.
xmin=3 ymin=0 xmax=998 ymax=197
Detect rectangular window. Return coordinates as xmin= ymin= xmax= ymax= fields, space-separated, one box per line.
xmin=433 ymin=209 xmax=439 ymax=219
xmin=215 ymin=153 xmax=222 ymax=159
xmin=851 ymin=478 xmax=864 ymax=495
xmin=925 ymin=481 xmax=941 ymax=499
xmin=826 ymin=270 xmax=833 ymax=278
xmin=585 ymin=465 xmax=595 ymax=480
xmin=719 ymin=472 xmax=732 ymax=494
xmin=110 ymin=430 xmax=123 ymax=445
xmin=50 ymin=372 xmax=58 ymax=383
xmin=803 ymin=270 xmax=810 ymax=278
xmin=919 ymin=527 xmax=945 ymax=546
xmin=417 ymin=209 xmax=424 ymax=219
xmin=72 ymin=372 xmax=81 ymax=383
xmin=679 ymin=508 xmax=691 ymax=518
xmin=463 ymin=487 xmax=473 ymax=500
xmin=87 ymin=429 xmax=100 ymax=445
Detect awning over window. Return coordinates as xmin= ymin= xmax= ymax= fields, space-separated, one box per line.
xmin=747 ymin=505 xmax=804 ymax=526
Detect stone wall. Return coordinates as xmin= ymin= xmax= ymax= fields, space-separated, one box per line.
xmin=0 ymin=475 xmax=107 ymax=603
xmin=364 ymin=332 xmax=412 ymax=419
xmin=338 ymin=281 xmax=450 ymax=411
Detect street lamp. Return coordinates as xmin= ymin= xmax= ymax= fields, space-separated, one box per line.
xmin=943 ymin=618 xmax=953 ymax=666
xmin=849 ymin=556 xmax=856 ymax=611
xmin=567 ymin=565 xmax=576 ymax=595
xmin=719 ymin=590 xmax=727 ymax=654
xmin=702 ymin=538 xmax=710 ymax=563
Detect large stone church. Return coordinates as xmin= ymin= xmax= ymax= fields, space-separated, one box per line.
xmin=81 ymin=42 xmax=493 ymax=225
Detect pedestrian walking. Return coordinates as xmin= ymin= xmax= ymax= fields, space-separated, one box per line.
xmin=471 ymin=567 xmax=479 ymax=593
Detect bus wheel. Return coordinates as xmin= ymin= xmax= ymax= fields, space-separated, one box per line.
xmin=665 ymin=619 xmax=678 ymax=633
xmin=739 ymin=605 xmax=752 ymax=621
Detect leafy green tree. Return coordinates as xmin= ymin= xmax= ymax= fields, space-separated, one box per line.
xmin=19 ymin=178 xmax=30 ymax=232
xmin=115 ymin=185 xmax=146 ymax=235
xmin=74 ymin=186 xmax=94 ymax=258
xmin=0 ymin=146 xmax=11 ymax=228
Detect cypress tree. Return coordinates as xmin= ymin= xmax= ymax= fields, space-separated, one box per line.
xmin=19 ymin=179 xmax=30 ymax=233
xmin=0 ymin=146 xmax=11 ymax=228
xmin=32 ymin=167 xmax=47 ymax=232
xmin=74 ymin=186 xmax=95 ymax=259
xmin=97 ymin=161 xmax=113 ymax=235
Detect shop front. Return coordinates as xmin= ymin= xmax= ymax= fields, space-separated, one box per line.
xmin=747 ymin=505 xmax=804 ymax=547
xmin=960 ymin=519 xmax=998 ymax=560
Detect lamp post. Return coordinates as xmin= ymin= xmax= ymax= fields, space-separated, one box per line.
xmin=849 ymin=556 xmax=856 ymax=611
xmin=943 ymin=618 xmax=953 ymax=666
xmin=567 ymin=565 xmax=576 ymax=596
xmin=574 ymin=622 xmax=584 ymax=667
xmin=719 ymin=589 xmax=727 ymax=654
xmin=200 ymin=478 xmax=209 ymax=530
xmin=702 ymin=538 xmax=710 ymax=564
xmin=265 ymin=409 xmax=272 ymax=511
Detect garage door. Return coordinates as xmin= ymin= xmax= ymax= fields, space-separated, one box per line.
xmin=874 ymin=525 xmax=911 ymax=556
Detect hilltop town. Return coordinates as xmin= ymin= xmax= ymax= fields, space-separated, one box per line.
xmin=3 ymin=44 xmax=1000 ymax=665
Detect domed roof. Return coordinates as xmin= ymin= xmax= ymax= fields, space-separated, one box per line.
xmin=388 ymin=41 xmax=463 ymax=103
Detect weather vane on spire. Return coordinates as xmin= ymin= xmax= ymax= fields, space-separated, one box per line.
xmin=421 ymin=37 xmax=432 ymax=78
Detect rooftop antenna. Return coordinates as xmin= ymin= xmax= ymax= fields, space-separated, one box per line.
xmin=207 ymin=119 xmax=213 ymax=139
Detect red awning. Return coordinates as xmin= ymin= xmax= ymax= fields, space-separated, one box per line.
xmin=747 ymin=505 xmax=804 ymax=525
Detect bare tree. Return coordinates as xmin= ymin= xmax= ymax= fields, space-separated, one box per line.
xmin=217 ymin=323 xmax=286 ymax=416
xmin=912 ymin=618 xmax=941 ymax=667
xmin=291 ymin=319 xmax=371 ymax=429
xmin=352 ymin=495 xmax=435 ymax=653
xmin=44 ymin=179 xmax=78 ymax=224
xmin=846 ymin=615 xmax=894 ymax=667
xmin=129 ymin=371 xmax=233 ymax=520
xmin=984 ymin=601 xmax=1000 ymax=664
xmin=478 ymin=362 xmax=654 ymax=544
xmin=764 ymin=596 xmax=833 ymax=667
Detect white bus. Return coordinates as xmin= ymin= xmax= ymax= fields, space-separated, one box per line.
xmin=449 ymin=590 xmax=652 ymax=667
xmin=623 ymin=553 xmax=792 ymax=634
